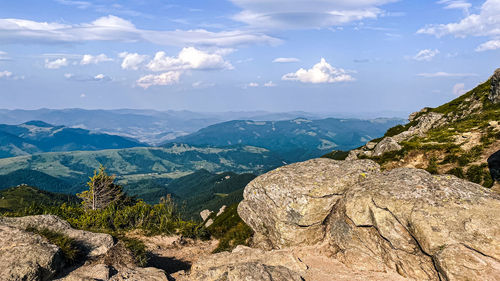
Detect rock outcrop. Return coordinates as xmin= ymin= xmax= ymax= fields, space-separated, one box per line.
xmin=0 ymin=215 xmax=114 ymax=258
xmin=372 ymin=137 xmax=401 ymax=157
xmin=0 ymin=225 xmax=63 ymax=281
xmin=238 ymin=158 xmax=500 ymax=280
xmin=489 ymin=68 xmax=500 ymax=104
xmin=238 ymin=158 xmax=380 ymax=248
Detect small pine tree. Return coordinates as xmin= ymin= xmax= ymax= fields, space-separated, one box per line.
xmin=77 ymin=165 xmax=124 ymax=210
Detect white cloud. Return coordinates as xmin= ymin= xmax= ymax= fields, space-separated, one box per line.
xmin=147 ymin=47 xmax=233 ymax=72
xmin=0 ymin=15 xmax=280 ymax=47
xmin=118 ymin=52 xmax=149 ymax=70
xmin=412 ymin=49 xmax=440 ymax=61
xmin=417 ymin=72 xmax=478 ymax=77
xmin=247 ymin=82 xmax=259 ymax=87
xmin=0 ymin=50 xmax=9 ymax=60
xmin=282 ymin=58 xmax=354 ymax=84
xmin=45 ymin=58 xmax=68 ymax=69
xmin=273 ymin=57 xmax=300 ymax=63
xmin=136 ymin=71 xmax=181 ymax=89
xmin=64 ymin=73 xmax=112 ymax=82
xmin=264 ymin=81 xmax=277 ymax=87
xmin=80 ymin=93 xmax=87 ymax=98
xmin=80 ymin=54 xmax=112 ymax=65
xmin=437 ymin=0 xmax=472 ymax=13
xmin=229 ymin=0 xmax=398 ymax=30
xmin=476 ymin=39 xmax=500 ymax=51
xmin=453 ymin=83 xmax=467 ymax=95
xmin=418 ymin=0 xmax=500 ymax=51
xmin=192 ymin=81 xmax=215 ymax=89
xmin=0 ymin=70 xmax=12 ymax=78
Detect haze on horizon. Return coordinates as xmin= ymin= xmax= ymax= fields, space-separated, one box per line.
xmin=0 ymin=0 xmax=499 ymax=113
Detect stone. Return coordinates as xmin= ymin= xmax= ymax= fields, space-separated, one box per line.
xmin=0 ymin=215 xmax=114 ymax=258
xmin=56 ymin=264 xmax=111 ymax=281
xmin=200 ymin=209 xmax=213 ymax=221
xmin=205 ymin=218 xmax=214 ymax=227
xmin=109 ymin=267 xmax=170 ymax=281
xmin=345 ymin=150 xmax=359 ymax=160
xmin=238 ymin=158 xmax=380 ymax=248
xmin=488 ymin=150 xmax=500 ymax=183
xmin=239 ymin=159 xmax=500 ymax=280
xmin=216 ymin=205 xmax=227 ymax=216
xmin=489 ymin=68 xmax=500 ymax=104
xmin=0 ymin=224 xmax=63 ymax=281
xmin=372 ymin=137 xmax=402 ymax=157
xmin=365 ymin=141 xmax=377 ymax=150
xmin=393 ymin=112 xmax=444 ymax=142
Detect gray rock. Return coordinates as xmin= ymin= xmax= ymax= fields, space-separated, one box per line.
xmin=216 ymin=205 xmax=227 ymax=216
xmin=372 ymin=137 xmax=401 ymax=157
xmin=200 ymin=209 xmax=213 ymax=221
xmin=365 ymin=142 xmax=377 ymax=150
xmin=191 ymin=262 xmax=304 ymax=281
xmin=0 ymin=215 xmax=114 ymax=258
xmin=109 ymin=267 xmax=169 ymax=281
xmin=238 ymin=158 xmax=380 ymax=248
xmin=238 ymin=159 xmax=500 ymax=280
xmin=205 ymin=218 xmax=214 ymax=227
xmin=393 ymin=112 xmax=444 ymax=142
xmin=0 ymin=224 xmax=63 ymax=281
xmin=489 ymin=68 xmax=500 ymax=104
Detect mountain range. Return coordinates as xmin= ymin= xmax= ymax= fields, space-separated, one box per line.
xmin=167 ymin=118 xmax=403 ymax=162
xmin=0 ymin=121 xmax=145 ymax=158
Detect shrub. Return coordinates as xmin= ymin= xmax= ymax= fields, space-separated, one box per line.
xmin=446 ymin=167 xmax=465 ymax=179
xmin=426 ymin=157 xmax=439 ymax=174
xmin=207 ymin=204 xmax=253 ymax=253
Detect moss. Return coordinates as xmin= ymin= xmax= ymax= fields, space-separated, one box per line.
xmin=26 ymin=227 xmax=84 ymax=266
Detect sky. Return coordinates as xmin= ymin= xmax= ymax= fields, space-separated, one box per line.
xmin=0 ymin=0 xmax=499 ymax=115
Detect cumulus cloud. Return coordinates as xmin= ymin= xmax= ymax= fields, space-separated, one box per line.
xmin=45 ymin=58 xmax=68 ymax=69
xmin=476 ymin=39 xmax=500 ymax=51
xmin=412 ymin=49 xmax=440 ymax=61
xmin=229 ymin=0 xmax=398 ymax=30
xmin=118 ymin=52 xmax=149 ymax=70
xmin=0 ymin=15 xmax=280 ymax=47
xmin=417 ymin=0 xmax=500 ymax=51
xmin=0 ymin=70 xmax=12 ymax=78
xmin=453 ymin=83 xmax=467 ymax=95
xmin=80 ymin=54 xmax=112 ymax=65
xmin=0 ymin=50 xmax=9 ymax=60
xmin=417 ymin=72 xmax=477 ymax=77
xmin=136 ymin=71 xmax=181 ymax=89
xmin=146 ymin=47 xmax=233 ymax=72
xmin=273 ymin=57 xmax=300 ymax=63
xmin=282 ymin=58 xmax=354 ymax=84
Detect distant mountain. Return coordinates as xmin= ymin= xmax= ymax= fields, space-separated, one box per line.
xmin=166 ymin=118 xmax=404 ymax=162
xmin=0 ymin=144 xmax=283 ymax=194
xmin=0 ymin=109 xmax=334 ymax=145
xmin=0 ymin=169 xmax=74 ymax=193
xmin=0 ymin=121 xmax=147 ymax=158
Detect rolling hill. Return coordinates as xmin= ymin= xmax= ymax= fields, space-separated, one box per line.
xmin=0 ymin=144 xmax=283 ymax=194
xmin=166 ymin=117 xmax=404 ymax=162
xmin=0 ymin=121 xmax=147 ymax=158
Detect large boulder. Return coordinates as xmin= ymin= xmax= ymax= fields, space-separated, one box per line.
xmin=239 ymin=159 xmax=500 ymax=280
xmin=238 ymin=158 xmax=380 ymax=248
xmin=0 ymin=224 xmax=63 ymax=281
xmin=372 ymin=137 xmax=402 ymax=157
xmin=489 ymin=68 xmax=500 ymax=104
xmin=0 ymin=215 xmax=114 ymax=258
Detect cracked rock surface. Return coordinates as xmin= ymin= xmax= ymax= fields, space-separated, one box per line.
xmin=239 ymin=158 xmax=500 ymax=280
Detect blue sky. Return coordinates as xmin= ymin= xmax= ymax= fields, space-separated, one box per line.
xmin=0 ymin=0 xmax=499 ymax=115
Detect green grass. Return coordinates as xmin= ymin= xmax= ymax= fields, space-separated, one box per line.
xmin=25 ymin=226 xmax=84 ymax=265
xmin=207 ymin=204 xmax=253 ymax=253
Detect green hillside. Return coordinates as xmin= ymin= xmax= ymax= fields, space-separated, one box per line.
xmin=167 ymin=117 xmax=403 ymax=162
xmin=0 ymin=185 xmax=79 ymax=213
xmin=0 ymin=144 xmax=281 ymax=194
